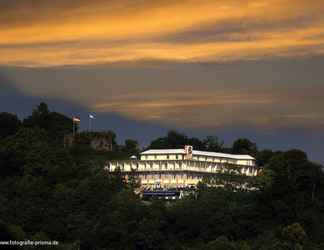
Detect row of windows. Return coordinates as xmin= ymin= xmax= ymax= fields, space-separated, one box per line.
xmin=141 ymin=174 xmax=200 ymax=180
xmin=141 ymin=154 xmax=184 ymax=160
xmin=140 ymin=154 xmax=249 ymax=164
xmin=136 ymin=163 xmax=225 ymax=170
xmin=116 ymin=163 xmax=244 ymax=171
xmin=114 ymin=164 xmax=256 ymax=176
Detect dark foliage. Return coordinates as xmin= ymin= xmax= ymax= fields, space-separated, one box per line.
xmin=232 ymin=138 xmax=258 ymax=157
xmin=0 ymin=112 xmax=21 ymax=139
xmin=149 ymin=130 xmax=224 ymax=152
xmin=1 ymin=103 xmax=324 ymax=250
xmin=23 ymin=102 xmax=73 ymax=144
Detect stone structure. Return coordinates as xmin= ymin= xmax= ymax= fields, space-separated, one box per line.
xmin=64 ymin=132 xmax=113 ymax=151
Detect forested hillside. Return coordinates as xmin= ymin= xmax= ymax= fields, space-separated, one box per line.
xmin=1 ymin=103 xmax=324 ymax=250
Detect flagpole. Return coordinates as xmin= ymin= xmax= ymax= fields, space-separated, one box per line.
xmin=72 ymin=117 xmax=80 ymax=136
xmin=89 ymin=114 xmax=95 ymax=132
xmin=73 ymin=120 xmax=75 ymax=137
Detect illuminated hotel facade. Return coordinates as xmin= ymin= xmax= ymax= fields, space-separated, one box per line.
xmin=106 ymin=146 xmax=257 ymax=189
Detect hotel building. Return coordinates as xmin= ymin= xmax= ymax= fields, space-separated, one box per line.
xmin=106 ymin=146 xmax=257 ymax=189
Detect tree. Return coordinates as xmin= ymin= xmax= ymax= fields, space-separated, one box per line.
xmin=166 ymin=130 xmax=187 ymax=148
xmin=150 ymin=130 xmax=187 ymax=149
xmin=123 ymin=139 xmax=139 ymax=155
xmin=0 ymin=146 xmax=24 ymax=178
xmin=253 ymin=223 xmax=307 ymax=250
xmin=149 ymin=130 xmax=208 ymax=150
xmin=203 ymin=136 xmax=224 ymax=152
xmin=281 ymin=223 xmax=307 ymax=248
xmin=199 ymin=236 xmax=236 ymax=250
xmin=187 ymin=137 xmax=207 ymax=150
xmin=23 ymin=102 xmax=73 ymax=143
xmin=7 ymin=224 xmax=26 ymax=240
xmin=1 ymin=127 xmax=50 ymax=177
xmin=253 ymin=168 xmax=275 ymax=191
xmin=232 ymin=138 xmax=257 ymax=156
xmin=0 ymin=220 xmax=12 ymax=241
xmin=0 ymin=112 xmax=21 ymax=139
xmin=257 ymin=149 xmax=275 ymax=167
xmin=36 ymin=102 xmax=50 ymax=115
xmin=149 ymin=137 xmax=168 ymax=149
xmin=266 ymin=149 xmax=321 ymax=196
xmin=23 ymin=102 xmax=50 ymax=128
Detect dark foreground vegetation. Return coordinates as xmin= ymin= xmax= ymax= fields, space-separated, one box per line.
xmin=1 ymin=103 xmax=324 ymax=250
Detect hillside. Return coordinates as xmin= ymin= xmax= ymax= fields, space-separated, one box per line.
xmin=1 ymin=103 xmax=324 ymax=250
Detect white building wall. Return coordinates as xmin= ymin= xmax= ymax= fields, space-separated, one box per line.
xmin=237 ymin=159 xmax=254 ymax=166
xmin=107 ymin=150 xmax=257 ymax=188
xmin=141 ymin=154 xmax=185 ymax=161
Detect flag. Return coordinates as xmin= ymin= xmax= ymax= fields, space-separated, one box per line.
xmin=89 ymin=114 xmax=95 ymax=119
xmin=73 ymin=116 xmax=81 ymax=122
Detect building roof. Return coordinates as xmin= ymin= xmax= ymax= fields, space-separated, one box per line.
xmin=193 ymin=150 xmax=255 ymax=160
xmin=141 ymin=149 xmax=255 ymax=160
xmin=141 ymin=149 xmax=185 ymax=155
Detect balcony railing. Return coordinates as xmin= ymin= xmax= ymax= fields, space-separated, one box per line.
xmin=105 ymin=159 xmax=258 ymax=176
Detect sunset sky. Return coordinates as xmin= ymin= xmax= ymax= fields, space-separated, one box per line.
xmin=1 ymin=0 xmax=324 ymax=163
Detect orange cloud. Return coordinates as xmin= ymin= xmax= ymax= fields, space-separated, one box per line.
xmin=1 ymin=1 xmax=324 ymax=130
xmin=1 ymin=0 xmax=324 ymax=66
xmin=90 ymin=90 xmax=324 ymax=129
xmin=3 ymin=58 xmax=324 ymax=129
